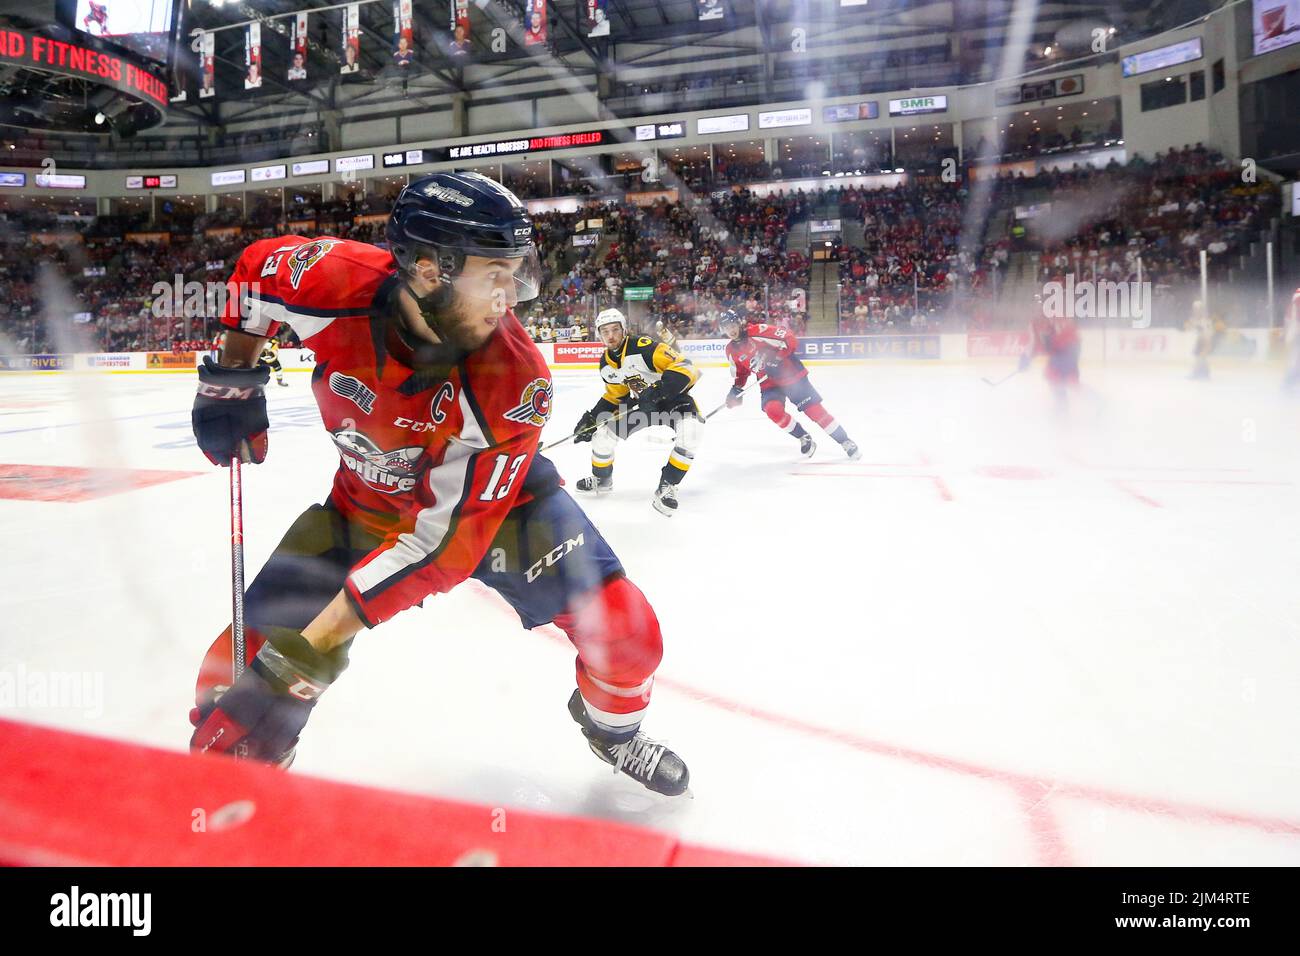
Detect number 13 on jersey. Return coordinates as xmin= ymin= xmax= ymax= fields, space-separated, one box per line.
xmin=480 ymin=453 xmax=527 ymax=501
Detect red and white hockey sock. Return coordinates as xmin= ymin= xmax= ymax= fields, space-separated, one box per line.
xmin=805 ymin=403 xmax=849 ymax=444
xmin=553 ymin=576 xmax=663 ymax=738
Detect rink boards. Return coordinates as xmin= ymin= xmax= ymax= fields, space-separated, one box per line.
xmin=0 ymin=327 xmax=1285 ymax=373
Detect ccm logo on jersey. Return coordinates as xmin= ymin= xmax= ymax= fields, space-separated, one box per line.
xmin=396 ymin=382 xmax=455 ymax=431
xmin=503 ymin=378 xmax=552 ymax=428
xmin=526 ymin=533 xmax=585 ymax=583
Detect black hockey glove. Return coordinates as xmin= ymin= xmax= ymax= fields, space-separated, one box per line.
xmin=636 ymin=382 xmax=665 ymax=411
xmin=192 ymin=356 xmax=271 ymax=465
xmin=725 ymin=385 xmax=745 ymax=409
xmin=189 ymin=627 xmax=349 ymax=764
xmin=574 ymin=409 xmax=600 ymax=443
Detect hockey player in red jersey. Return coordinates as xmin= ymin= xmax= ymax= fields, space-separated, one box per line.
xmin=720 ymin=310 xmax=861 ymax=459
xmin=1284 ymin=287 xmax=1300 ymax=390
xmin=1019 ymin=313 xmax=1081 ymax=406
xmin=187 ymin=172 xmax=688 ymax=796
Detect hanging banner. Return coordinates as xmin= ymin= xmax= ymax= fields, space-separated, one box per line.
xmin=244 ymin=23 xmax=261 ymax=89
xmin=289 ymin=12 xmax=308 ymax=81
xmin=341 ymin=3 xmax=361 ymax=73
xmin=697 ymin=0 xmax=724 ymax=21
xmin=393 ymin=0 xmax=414 ymax=68
xmin=524 ymin=0 xmax=547 ymax=46
xmin=587 ymin=0 xmax=610 ymax=37
xmin=450 ymin=0 xmax=471 ymax=56
xmin=199 ymin=31 xmax=215 ymax=98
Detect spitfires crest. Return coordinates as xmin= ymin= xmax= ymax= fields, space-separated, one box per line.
xmin=330 ymin=429 xmax=425 ymax=494
xmin=288 ymin=239 xmax=341 ymax=289
xmin=503 ymin=377 xmax=552 ymax=428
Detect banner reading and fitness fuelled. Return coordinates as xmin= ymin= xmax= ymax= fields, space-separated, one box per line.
xmin=244 ymin=23 xmax=261 ymax=89
xmin=341 ymin=3 xmax=360 ymax=73
xmin=524 ymin=0 xmax=547 ymax=46
xmin=393 ymin=0 xmax=414 ymax=68
xmin=697 ymin=0 xmax=725 ymax=21
xmin=199 ymin=30 xmax=215 ymax=98
xmin=449 ymin=0 xmax=470 ymax=56
xmin=587 ymin=0 xmax=609 ymax=37
xmin=289 ymin=12 xmax=308 ymax=81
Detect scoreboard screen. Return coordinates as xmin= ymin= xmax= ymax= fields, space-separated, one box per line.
xmin=59 ymin=0 xmax=179 ymax=66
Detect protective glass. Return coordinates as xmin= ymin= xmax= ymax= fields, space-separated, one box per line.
xmin=448 ymin=247 xmax=543 ymax=310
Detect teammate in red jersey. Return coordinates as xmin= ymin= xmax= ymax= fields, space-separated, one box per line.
xmin=1020 ymin=313 xmax=1081 ymax=404
xmin=1284 ymin=287 xmax=1300 ymax=390
xmin=186 ymin=172 xmax=688 ymax=796
xmin=720 ymin=310 xmax=861 ymax=459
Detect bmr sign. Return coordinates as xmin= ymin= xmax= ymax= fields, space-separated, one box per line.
xmin=888 ymin=95 xmax=948 ymax=116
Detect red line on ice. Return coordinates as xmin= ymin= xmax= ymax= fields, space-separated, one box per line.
xmin=466 ymin=582 xmax=1300 ymax=863
xmin=1112 ymin=480 xmax=1162 ymax=508
xmin=1016 ymin=782 xmax=1074 ymax=867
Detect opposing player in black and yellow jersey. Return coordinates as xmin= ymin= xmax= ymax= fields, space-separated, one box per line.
xmin=260 ymin=337 xmax=289 ymax=387
xmin=573 ymin=308 xmax=704 ymax=516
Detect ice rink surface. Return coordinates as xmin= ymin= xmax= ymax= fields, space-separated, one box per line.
xmin=2 ymin=359 xmax=1298 ymax=865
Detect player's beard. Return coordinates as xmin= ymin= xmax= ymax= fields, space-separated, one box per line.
xmin=402 ymin=284 xmax=501 ymax=353
xmin=422 ymin=291 xmax=501 ymax=351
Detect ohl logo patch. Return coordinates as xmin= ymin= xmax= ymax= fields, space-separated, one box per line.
xmin=288 ymin=239 xmax=340 ymax=289
xmin=503 ymin=378 xmax=552 ymax=428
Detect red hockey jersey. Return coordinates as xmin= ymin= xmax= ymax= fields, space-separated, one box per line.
xmin=726 ymin=322 xmax=808 ymax=389
xmin=220 ymin=235 xmax=553 ymax=627
xmin=1028 ymin=315 xmax=1080 ymax=356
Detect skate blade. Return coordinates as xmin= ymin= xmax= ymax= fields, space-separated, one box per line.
xmin=651 ymin=498 xmax=676 ymax=517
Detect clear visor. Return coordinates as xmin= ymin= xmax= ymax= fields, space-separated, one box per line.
xmin=447 ymin=248 xmax=543 ymax=312
xmin=408 ymin=247 xmax=543 ymax=314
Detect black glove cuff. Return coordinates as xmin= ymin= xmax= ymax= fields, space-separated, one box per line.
xmin=198 ymin=354 xmax=271 ymax=393
xmin=252 ymin=626 xmax=350 ymax=701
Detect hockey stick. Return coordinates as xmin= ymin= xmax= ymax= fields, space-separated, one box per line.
xmin=543 ymin=378 xmax=760 ymax=451
xmin=229 ymin=455 xmax=250 ymax=758
xmin=703 ymin=378 xmax=761 ymax=419
xmin=981 ymin=367 xmax=1023 ymax=388
xmin=540 ymin=401 xmax=643 ymax=452
xmin=229 ymin=456 xmax=248 ymax=683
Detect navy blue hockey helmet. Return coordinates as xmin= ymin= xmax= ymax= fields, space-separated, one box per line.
xmin=387 ymin=171 xmax=542 ymax=302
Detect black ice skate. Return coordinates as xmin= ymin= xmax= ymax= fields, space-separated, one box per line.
xmin=575 ymin=475 xmax=613 ymax=494
xmin=567 ymin=690 xmax=689 ymax=797
xmin=799 ymin=433 xmax=817 ymax=458
xmin=841 ymin=439 xmax=862 ymax=461
xmin=651 ymin=479 xmax=678 ymax=516
xmin=276 ymin=377 xmax=288 ymax=387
